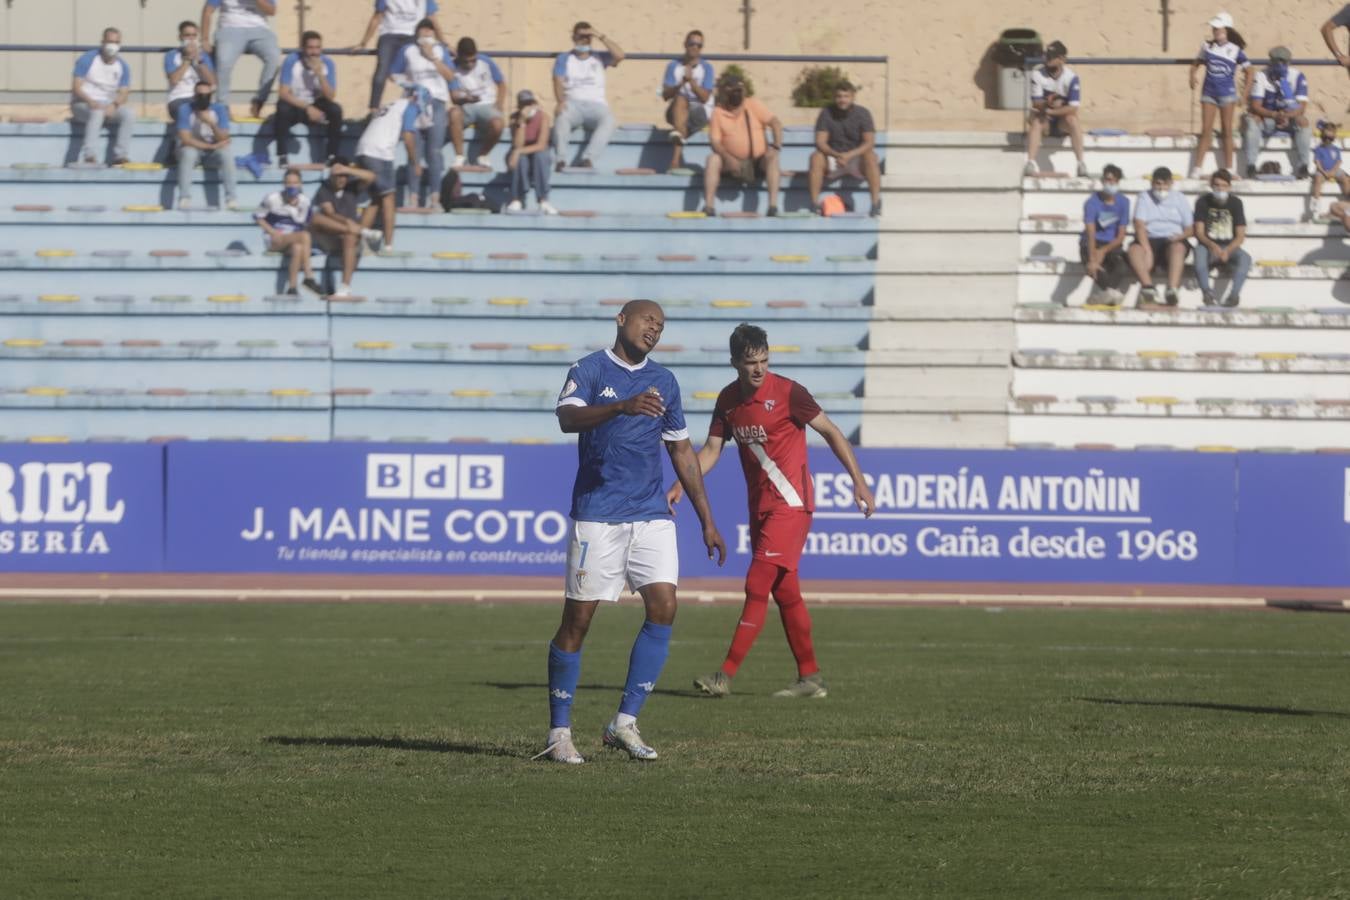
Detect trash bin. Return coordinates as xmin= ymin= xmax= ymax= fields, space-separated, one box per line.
xmin=995 ymin=28 xmax=1043 ymax=111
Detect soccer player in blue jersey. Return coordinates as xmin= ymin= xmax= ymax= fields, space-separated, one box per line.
xmin=537 ymin=299 xmax=726 ymax=764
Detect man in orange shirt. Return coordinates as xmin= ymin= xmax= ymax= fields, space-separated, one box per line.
xmin=703 ymin=73 xmax=783 ymax=217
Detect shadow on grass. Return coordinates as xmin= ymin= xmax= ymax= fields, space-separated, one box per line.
xmin=481 ymin=681 xmax=703 ymax=699
xmin=1076 ymin=697 xmax=1350 ymax=719
xmin=264 ymin=735 xmax=521 ymax=756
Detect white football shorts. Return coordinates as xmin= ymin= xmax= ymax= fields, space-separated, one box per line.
xmin=564 ymin=519 xmax=679 ymax=602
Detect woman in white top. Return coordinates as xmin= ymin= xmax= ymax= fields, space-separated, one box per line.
xmin=353 ymin=0 xmax=446 ymax=113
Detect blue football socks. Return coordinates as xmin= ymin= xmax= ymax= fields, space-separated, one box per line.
xmin=547 ymin=642 xmax=582 ymax=729
xmin=618 ymin=621 xmax=673 ymax=718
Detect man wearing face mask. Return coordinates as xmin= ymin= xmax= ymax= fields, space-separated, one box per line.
xmin=704 ymin=73 xmax=783 ymax=217
xmin=71 ymin=28 xmax=135 ymax=166
xmin=1242 ymin=46 xmax=1311 ymax=179
xmin=389 ymin=19 xmax=454 ymax=206
xmin=165 ymin=21 xmax=217 ymax=122
xmin=1024 ymin=41 xmax=1088 ymax=178
xmin=175 ymin=82 xmax=239 ymax=210
xmin=1127 ymin=166 xmax=1194 ymax=306
xmin=254 ymin=168 xmax=323 ymax=296
xmin=1080 ymin=164 xmax=1131 ymax=304
xmin=1192 ymin=170 xmax=1250 ymax=307
xmin=276 ymin=31 xmax=342 ymax=167
xmin=552 ymin=21 xmax=625 ymax=170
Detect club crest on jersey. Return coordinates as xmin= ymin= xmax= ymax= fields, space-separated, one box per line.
xmin=560 ymin=379 xmax=578 ymax=399
xmin=600 ymin=386 xmax=618 ymax=399
xmin=764 ymin=398 xmax=776 ymax=411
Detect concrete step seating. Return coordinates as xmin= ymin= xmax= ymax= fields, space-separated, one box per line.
xmin=1020 ymin=218 xmax=1350 ymax=263
xmin=1017 ymin=260 xmax=1350 ymax=308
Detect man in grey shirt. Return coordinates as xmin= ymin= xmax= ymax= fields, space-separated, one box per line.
xmin=807 ymin=82 xmax=881 ymax=217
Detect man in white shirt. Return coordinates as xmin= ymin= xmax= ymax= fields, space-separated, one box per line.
xmin=353 ymin=0 xmax=446 ymax=113
xmin=165 ymin=20 xmax=217 ymax=121
xmin=71 ymin=28 xmax=135 ymax=166
xmin=1024 ymin=40 xmax=1088 ymax=177
xmin=552 ymin=21 xmax=624 ymax=170
xmin=388 ymin=20 xmax=453 ymax=207
xmin=254 ymin=167 xmax=322 ymax=296
xmin=201 ymin=0 xmax=281 ymax=119
xmin=275 ymin=30 xmax=342 ymax=166
xmin=662 ymin=30 xmax=714 ymax=170
xmin=448 ymin=36 xmax=507 ymax=168
xmin=354 ymin=85 xmax=425 ymax=251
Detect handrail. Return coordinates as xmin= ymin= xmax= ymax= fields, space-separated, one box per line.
xmin=1027 ymin=56 xmax=1343 ymax=67
xmin=0 ymin=44 xmax=886 ymax=64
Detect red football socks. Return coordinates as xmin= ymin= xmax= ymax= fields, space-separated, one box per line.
xmin=719 ymin=558 xmax=777 ymax=676
xmin=773 ymin=569 xmax=819 ymax=677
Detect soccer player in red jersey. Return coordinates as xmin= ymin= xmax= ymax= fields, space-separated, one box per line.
xmin=668 ymin=323 xmax=874 ymax=697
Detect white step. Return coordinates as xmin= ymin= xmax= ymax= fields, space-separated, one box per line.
xmin=871 ymin=319 xmax=1013 ymax=351
xmin=862 ymin=410 xmax=1010 ymax=447
xmin=875 ymin=274 xmax=1017 ymax=318
xmin=1011 ymin=367 xmax=1350 ymax=399
xmin=1007 ymin=412 xmax=1349 ymax=450
xmin=1017 ymin=264 xmax=1349 ymax=309
xmin=1014 ymin=321 xmax=1350 ymax=354
xmin=879 ymin=231 xmax=1019 ymax=272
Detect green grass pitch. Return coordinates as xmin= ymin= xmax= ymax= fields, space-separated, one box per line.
xmin=2 ymin=600 xmax=1348 ymax=898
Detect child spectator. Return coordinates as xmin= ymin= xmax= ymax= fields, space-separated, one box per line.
xmin=1080 ymin=164 xmax=1131 ymax=305
xmin=1310 ymin=120 xmax=1349 ymax=220
xmin=1189 ymin=13 xmax=1249 ymax=178
xmin=506 ymin=90 xmax=557 ymax=214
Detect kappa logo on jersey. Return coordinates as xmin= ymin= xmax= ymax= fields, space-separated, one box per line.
xmin=599 ymin=386 xmax=619 ymax=399
xmin=764 ymin=399 xmax=776 ymax=411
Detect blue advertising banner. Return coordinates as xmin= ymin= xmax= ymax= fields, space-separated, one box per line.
xmin=166 ymin=443 xmax=574 ymax=574
xmin=674 ymin=448 xmax=1238 ymax=584
xmin=1234 ymin=454 xmax=1350 ymax=588
xmin=0 ymin=444 xmax=164 ymax=572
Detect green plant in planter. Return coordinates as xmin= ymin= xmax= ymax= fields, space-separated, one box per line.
xmin=720 ymin=64 xmax=755 ymax=96
xmin=792 ymin=66 xmax=853 ymax=107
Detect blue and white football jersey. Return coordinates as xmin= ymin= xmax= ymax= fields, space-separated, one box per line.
xmin=1198 ymin=40 xmax=1249 ymax=98
xmin=556 ymin=349 xmax=689 ymax=523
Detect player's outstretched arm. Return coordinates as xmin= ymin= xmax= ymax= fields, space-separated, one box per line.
xmin=557 ymin=392 xmax=664 ymax=433
xmin=666 ymin=438 xmax=726 ymax=565
xmin=808 ymin=412 xmax=875 ymax=517
xmin=666 ymin=433 xmax=724 ymax=511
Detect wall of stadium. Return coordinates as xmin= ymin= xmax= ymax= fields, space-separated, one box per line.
xmin=2 ymin=443 xmax=1346 ymax=588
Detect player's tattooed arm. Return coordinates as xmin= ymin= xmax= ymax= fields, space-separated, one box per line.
xmin=556 ymin=392 xmax=665 ymax=432
xmin=808 ymin=412 xmax=876 ymax=517
xmin=667 ymin=438 xmax=727 ymax=565
xmin=666 ymin=433 xmax=725 ymax=510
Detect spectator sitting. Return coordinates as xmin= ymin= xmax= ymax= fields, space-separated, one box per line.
xmin=1192 ymin=169 xmax=1250 ymax=307
xmin=1188 ymin=13 xmax=1249 ymax=178
xmin=552 ymin=21 xmax=624 ymax=170
xmin=165 ymin=20 xmax=216 ymax=122
xmin=276 ymin=30 xmax=341 ymax=166
xmin=1126 ymin=166 xmax=1194 ymax=306
xmin=807 ymin=81 xmax=882 ymax=218
xmin=662 ymin=30 xmax=714 ymax=171
xmin=389 ymin=19 xmax=453 ymax=208
xmin=175 ymin=82 xmax=239 ymax=210
xmin=506 ymin=90 xmax=557 ymax=214
xmin=1312 ymin=120 xmax=1350 ymax=220
xmin=353 ymin=0 xmax=445 ymax=114
xmin=1080 ymin=164 xmax=1131 ymax=305
xmin=1242 ymin=46 xmax=1311 ymax=180
xmin=201 ymin=0 xmax=281 ymax=119
xmin=1024 ymin=41 xmax=1087 ymax=178
xmin=448 ymin=37 xmax=507 ymax=169
xmin=353 ymin=84 xmax=426 ymax=251
xmin=71 ymin=28 xmax=134 ymax=166
xmin=254 ymin=167 xmax=322 ymax=296
xmin=703 ymin=73 xmax=782 ymax=217
xmin=310 ymin=159 xmax=382 ymax=299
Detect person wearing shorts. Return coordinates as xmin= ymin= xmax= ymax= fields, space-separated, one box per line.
xmin=808 ymin=81 xmax=882 ymax=216
xmin=703 ymin=73 xmax=782 ymax=216
xmin=1128 ymin=166 xmax=1195 ymax=306
xmin=661 ymin=30 xmax=714 ymax=170
xmin=1189 ymin=13 xmax=1250 ymax=177
xmin=309 ymin=159 xmax=382 ymax=298
xmin=353 ymin=85 xmax=423 ymax=252
xmin=448 ymin=37 xmax=506 ymax=168
xmin=669 ymin=323 xmax=875 ymax=700
xmin=539 ymin=300 xmax=725 ymax=765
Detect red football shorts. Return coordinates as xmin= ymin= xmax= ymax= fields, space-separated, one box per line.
xmin=749 ymin=508 xmax=813 ymax=570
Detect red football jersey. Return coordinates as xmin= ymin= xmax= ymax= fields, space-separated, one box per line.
xmin=708 ymin=372 xmax=822 ymax=515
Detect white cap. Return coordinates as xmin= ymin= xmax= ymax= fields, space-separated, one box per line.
xmin=1208 ymin=11 xmax=1233 ymax=28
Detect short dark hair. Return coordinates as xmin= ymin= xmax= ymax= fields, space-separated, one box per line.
xmin=573 ymin=21 xmax=591 ymax=34
xmin=415 ymin=17 xmax=435 ymax=33
xmin=1102 ymin=164 xmax=1123 ymax=180
xmin=836 ymin=81 xmax=856 ymax=93
xmin=301 ymin=30 xmax=322 ymax=44
xmin=1046 ymin=40 xmax=1068 ymax=58
xmin=1211 ymin=168 xmax=1233 ymax=185
xmin=1151 ymin=166 xmax=1173 ymax=182
xmin=284 ymin=167 xmax=303 ymax=182
xmin=729 ymin=323 xmax=768 ymax=360
xmin=685 ymin=29 xmax=704 ymax=42
xmin=457 ymin=36 xmax=477 ymax=57
xmin=178 ymin=20 xmax=197 ymax=35
xmin=102 ymin=27 xmax=121 ymax=41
